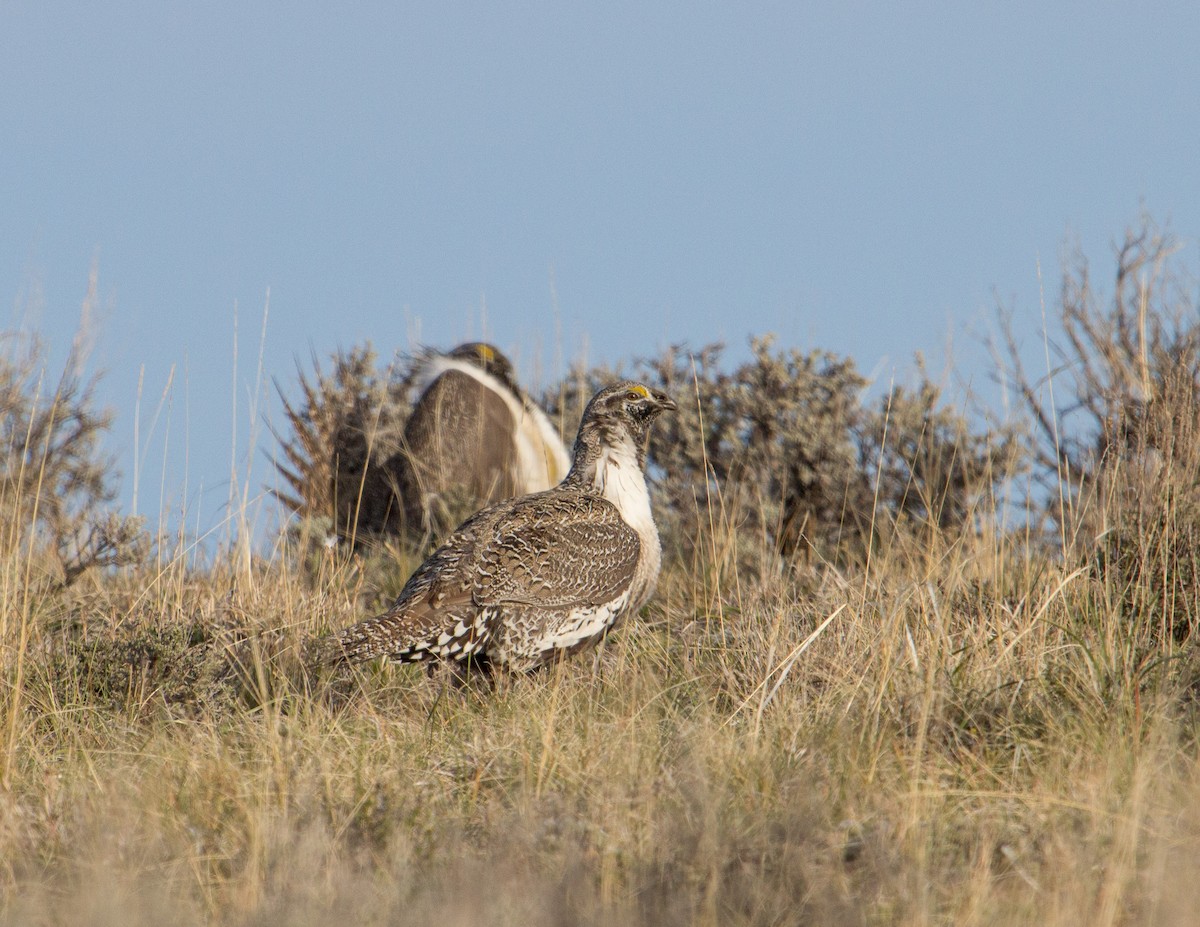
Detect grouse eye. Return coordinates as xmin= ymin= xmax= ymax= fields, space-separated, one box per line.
xmin=626 ymin=390 xmax=641 ymax=402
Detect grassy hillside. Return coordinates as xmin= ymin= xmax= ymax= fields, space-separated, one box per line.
xmin=3 ymin=218 xmax=1200 ymax=925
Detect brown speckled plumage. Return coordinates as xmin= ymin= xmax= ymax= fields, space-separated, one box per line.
xmin=384 ymin=343 xmax=570 ymax=539
xmin=326 ymin=381 xmax=675 ymax=674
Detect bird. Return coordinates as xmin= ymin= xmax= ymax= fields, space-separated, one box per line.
xmin=386 ymin=342 xmax=571 ymax=539
xmin=325 ymin=381 xmax=676 ymax=675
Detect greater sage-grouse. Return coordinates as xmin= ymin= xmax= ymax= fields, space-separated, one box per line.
xmin=327 ymin=381 xmax=676 ymax=674
xmin=389 ymin=342 xmax=571 ymax=538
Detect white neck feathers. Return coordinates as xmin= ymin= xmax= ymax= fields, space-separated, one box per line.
xmin=589 ymin=435 xmax=655 ymax=534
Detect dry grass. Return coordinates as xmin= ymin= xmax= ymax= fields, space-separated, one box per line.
xmin=5 ymin=220 xmax=1200 ymax=924
xmin=3 ymin=472 xmax=1200 ymax=925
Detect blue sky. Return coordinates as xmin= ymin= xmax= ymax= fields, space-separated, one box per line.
xmin=3 ymin=2 xmax=1198 ymax=540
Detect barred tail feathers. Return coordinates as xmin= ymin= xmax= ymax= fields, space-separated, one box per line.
xmin=323 ymin=606 xmax=492 ymax=666
xmin=321 ymin=613 xmax=425 ymax=665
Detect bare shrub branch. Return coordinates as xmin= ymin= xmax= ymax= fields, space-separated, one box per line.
xmin=0 ymin=331 xmax=145 ymax=586
xmin=270 ymin=344 xmax=412 ymax=545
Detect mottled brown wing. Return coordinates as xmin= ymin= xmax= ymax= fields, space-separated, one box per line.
xmin=474 ymin=495 xmax=640 ymax=609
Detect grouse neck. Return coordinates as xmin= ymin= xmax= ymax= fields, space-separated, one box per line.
xmin=580 ymin=431 xmax=654 ymax=533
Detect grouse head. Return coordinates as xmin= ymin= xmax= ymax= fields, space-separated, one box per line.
xmin=570 ymin=381 xmax=676 ymax=472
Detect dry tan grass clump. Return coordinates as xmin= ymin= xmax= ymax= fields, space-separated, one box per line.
xmin=998 ymin=214 xmax=1200 ymax=641
xmin=6 ymin=491 xmax=1200 ymax=926
xmin=7 ymin=217 xmax=1200 ymax=924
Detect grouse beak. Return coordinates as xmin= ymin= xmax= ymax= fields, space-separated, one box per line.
xmin=651 ymin=389 xmax=677 ymax=413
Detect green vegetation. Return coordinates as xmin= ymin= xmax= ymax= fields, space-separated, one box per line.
xmin=3 ymin=216 xmax=1200 ymax=925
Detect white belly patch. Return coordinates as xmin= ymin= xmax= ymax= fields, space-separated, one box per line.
xmin=540 ymin=592 xmax=631 ymax=652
